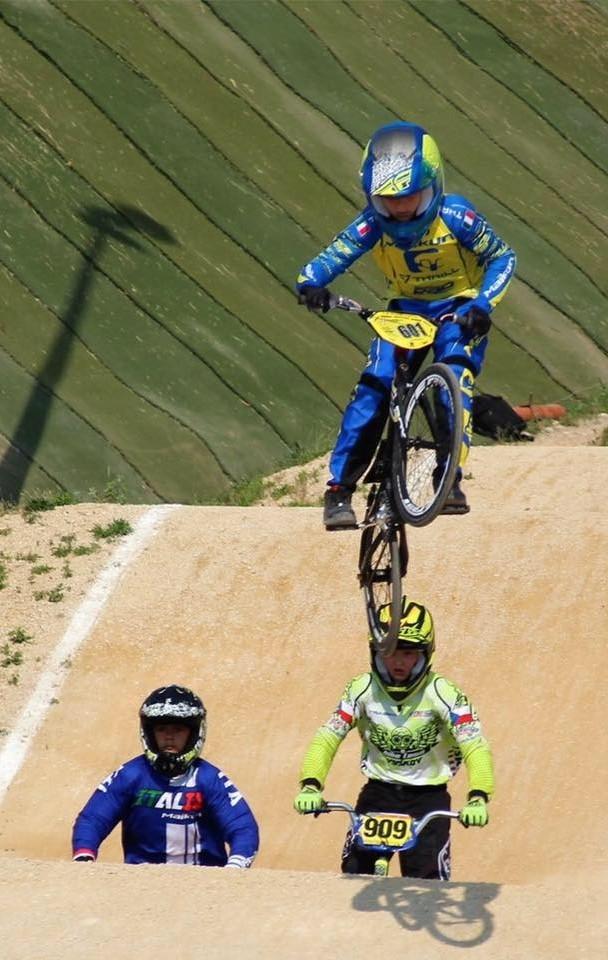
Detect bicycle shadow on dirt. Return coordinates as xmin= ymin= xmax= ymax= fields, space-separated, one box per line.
xmin=350 ymin=877 xmax=499 ymax=947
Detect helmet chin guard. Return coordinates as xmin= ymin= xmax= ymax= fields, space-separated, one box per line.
xmin=360 ymin=122 xmax=444 ymax=247
xmin=371 ymin=599 xmax=436 ymax=699
xmin=139 ymin=685 xmax=207 ymax=777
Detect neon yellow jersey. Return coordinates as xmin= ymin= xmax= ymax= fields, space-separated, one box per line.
xmin=300 ymin=671 xmax=494 ymax=795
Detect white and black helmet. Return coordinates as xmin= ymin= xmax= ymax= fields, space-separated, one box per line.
xmin=139 ymin=685 xmax=206 ymax=776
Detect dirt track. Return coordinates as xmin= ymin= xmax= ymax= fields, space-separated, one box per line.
xmin=0 ymin=445 xmax=606 ymax=958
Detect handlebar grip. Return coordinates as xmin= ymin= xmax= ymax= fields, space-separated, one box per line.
xmin=331 ymin=295 xmax=364 ymax=313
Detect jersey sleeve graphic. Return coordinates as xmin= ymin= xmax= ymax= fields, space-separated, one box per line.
xmin=296 ymin=210 xmax=381 ymax=289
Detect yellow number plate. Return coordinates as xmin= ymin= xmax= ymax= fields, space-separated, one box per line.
xmin=357 ymin=812 xmax=414 ymax=848
xmin=367 ymin=312 xmax=437 ymax=350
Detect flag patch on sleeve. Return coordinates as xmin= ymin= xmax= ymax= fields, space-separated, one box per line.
xmin=356 ymin=220 xmax=371 ymax=237
xmin=338 ymin=701 xmax=354 ymax=723
xmin=450 ymin=705 xmax=474 ymax=725
xmin=463 ymin=210 xmax=476 ymax=228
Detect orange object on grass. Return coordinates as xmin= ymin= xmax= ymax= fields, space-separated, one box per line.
xmin=512 ymin=404 xmax=567 ymax=422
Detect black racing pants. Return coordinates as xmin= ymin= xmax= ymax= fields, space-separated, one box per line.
xmin=341 ymin=780 xmax=452 ymax=880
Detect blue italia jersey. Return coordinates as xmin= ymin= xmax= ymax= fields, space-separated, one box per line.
xmin=297 ymin=194 xmax=516 ymax=313
xmin=72 ymin=755 xmax=259 ymax=867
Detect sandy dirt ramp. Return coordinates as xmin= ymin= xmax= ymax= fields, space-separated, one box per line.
xmin=0 ymin=446 xmax=606 ymax=957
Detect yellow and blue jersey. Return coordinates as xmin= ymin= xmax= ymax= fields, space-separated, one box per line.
xmin=297 ymin=194 xmax=515 ymax=314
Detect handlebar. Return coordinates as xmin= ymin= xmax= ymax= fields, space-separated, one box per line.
xmin=309 ymin=800 xmax=461 ymax=831
xmin=328 ymin=294 xmax=456 ymax=326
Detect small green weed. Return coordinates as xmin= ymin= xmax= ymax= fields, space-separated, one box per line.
xmin=7 ymin=675 xmax=19 ymax=686
xmin=0 ymin=561 xmax=7 ymax=590
xmin=47 ymin=585 xmax=65 ymax=603
xmin=7 ymin=628 xmax=33 ymax=645
xmin=0 ymin=527 xmax=10 ymax=536
xmin=92 ymin=518 xmax=133 ymax=540
xmin=1 ymin=645 xmax=23 ymax=668
xmin=561 ymin=384 xmax=608 ymax=425
xmin=52 ymin=535 xmax=75 ymax=558
xmin=31 ymin=564 xmax=52 ymax=576
xmin=73 ymin=543 xmax=99 ymax=556
xmin=214 ymin=476 xmax=267 ymax=507
xmin=23 ymin=490 xmax=76 ymax=522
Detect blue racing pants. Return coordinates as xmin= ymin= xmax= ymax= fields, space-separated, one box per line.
xmin=329 ymin=307 xmax=488 ymax=489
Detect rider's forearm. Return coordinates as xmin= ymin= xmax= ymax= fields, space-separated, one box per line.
xmin=296 ymin=213 xmax=378 ymax=290
xmin=479 ymin=249 xmax=517 ymax=310
xmin=299 ymin=727 xmax=342 ymax=787
xmin=462 ymin=739 xmax=495 ymax=798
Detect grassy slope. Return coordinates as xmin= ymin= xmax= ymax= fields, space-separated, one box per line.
xmin=0 ymin=0 xmax=606 ymax=502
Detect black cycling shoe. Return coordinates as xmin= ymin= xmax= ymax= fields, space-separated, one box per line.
xmin=323 ymin=485 xmax=357 ymax=530
xmin=441 ymin=480 xmax=471 ymax=515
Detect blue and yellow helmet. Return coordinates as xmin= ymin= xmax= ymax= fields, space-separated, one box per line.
xmin=360 ymin=121 xmax=444 ymax=246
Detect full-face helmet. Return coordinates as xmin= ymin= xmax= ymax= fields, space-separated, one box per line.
xmin=360 ymin=121 xmax=444 ymax=247
xmin=139 ymin=685 xmax=206 ymax=777
xmin=371 ymin=599 xmax=436 ymax=700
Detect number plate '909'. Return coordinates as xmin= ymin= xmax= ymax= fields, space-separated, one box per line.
xmin=357 ymin=812 xmax=414 ymax=848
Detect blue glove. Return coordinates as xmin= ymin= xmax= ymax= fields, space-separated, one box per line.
xmin=297 ymin=286 xmax=332 ymax=314
xmin=454 ymin=297 xmax=492 ymax=337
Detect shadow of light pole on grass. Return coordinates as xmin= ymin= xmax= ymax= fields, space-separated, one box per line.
xmin=0 ymin=205 xmax=176 ymax=502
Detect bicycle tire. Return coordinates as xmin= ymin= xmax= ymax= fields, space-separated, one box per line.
xmin=391 ymin=363 xmax=463 ymax=527
xmin=359 ymin=516 xmax=407 ymax=657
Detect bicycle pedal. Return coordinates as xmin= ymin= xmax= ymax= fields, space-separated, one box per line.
xmin=440 ymin=503 xmax=471 ymax=516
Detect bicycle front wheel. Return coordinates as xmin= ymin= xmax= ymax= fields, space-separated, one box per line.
xmin=359 ymin=519 xmax=408 ymax=656
xmin=392 ymin=363 xmax=463 ymax=526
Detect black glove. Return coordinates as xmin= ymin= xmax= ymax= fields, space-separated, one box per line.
xmin=456 ymin=304 xmax=491 ymax=337
xmin=297 ymin=286 xmax=332 ymax=314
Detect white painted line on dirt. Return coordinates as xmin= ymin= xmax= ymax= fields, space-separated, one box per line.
xmin=0 ymin=503 xmax=180 ymax=805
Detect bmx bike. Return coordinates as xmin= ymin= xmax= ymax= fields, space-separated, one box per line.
xmin=329 ymin=295 xmax=465 ymax=655
xmin=306 ymin=800 xmax=461 ymax=877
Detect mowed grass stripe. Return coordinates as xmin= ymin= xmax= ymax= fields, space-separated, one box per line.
xmin=446 ymin=167 xmax=608 ymax=354
xmin=52 ymin=0 xmax=378 ymax=352
xmin=494 ymin=281 xmax=608 ymax=395
xmin=284 ymin=0 xmax=608 ymax=284
xmin=478 ymin=322 xmax=567 ymax=403
xmin=413 ymin=0 xmax=608 ymax=175
xmin=208 ymin=0 xmax=394 ymax=144
xmin=211 ymin=0 xmax=608 ymax=351
xmin=190 ymin=1 xmax=608 ymax=373
xmin=346 ymin=0 xmax=608 ymax=239
xmin=0 ymin=263 xmax=233 ymax=502
xmin=44 ymin=1 xmax=331 ymax=298
xmin=0 ymin=426 xmax=65 ymax=500
xmin=0 ymin=260 xmax=244 ymax=501
xmin=462 ymin=0 xmax=608 ymax=121
xmin=137 ymin=0 xmax=389 ymax=318
xmin=0 ymin=337 xmax=159 ymax=503
xmin=0 ymin=100 xmax=324 ymax=451
xmin=0 ymin=176 xmax=293 ymax=484
xmin=0 ymin=16 xmax=361 ymax=416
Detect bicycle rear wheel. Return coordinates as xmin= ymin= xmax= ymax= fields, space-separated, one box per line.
xmin=392 ymin=363 xmax=462 ymax=527
xmin=359 ymin=512 xmax=408 ymax=657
